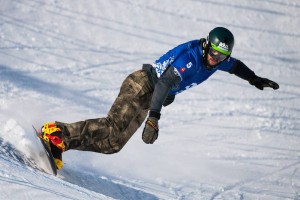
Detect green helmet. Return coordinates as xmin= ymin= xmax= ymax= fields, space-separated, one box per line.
xmin=208 ymin=27 xmax=234 ymax=56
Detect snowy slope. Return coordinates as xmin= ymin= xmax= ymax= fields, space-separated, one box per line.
xmin=0 ymin=0 xmax=300 ymax=199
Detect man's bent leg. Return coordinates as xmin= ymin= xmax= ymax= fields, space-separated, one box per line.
xmin=57 ymin=70 xmax=152 ymax=154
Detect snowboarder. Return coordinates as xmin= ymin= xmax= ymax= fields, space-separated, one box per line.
xmin=40 ymin=27 xmax=279 ymax=170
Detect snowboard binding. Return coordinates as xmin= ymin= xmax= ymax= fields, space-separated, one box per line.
xmin=40 ymin=122 xmax=65 ymax=170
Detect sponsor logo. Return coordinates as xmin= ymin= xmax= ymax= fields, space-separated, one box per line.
xmin=154 ymin=56 xmax=174 ymax=78
xmin=180 ymin=67 xmax=186 ymax=73
xmin=218 ymin=42 xmax=229 ymax=51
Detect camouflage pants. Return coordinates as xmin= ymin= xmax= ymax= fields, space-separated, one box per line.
xmin=57 ymin=70 xmax=153 ymax=154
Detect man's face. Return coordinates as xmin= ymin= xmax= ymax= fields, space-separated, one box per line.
xmin=207 ymin=47 xmax=228 ymax=67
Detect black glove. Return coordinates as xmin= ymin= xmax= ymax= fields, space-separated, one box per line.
xmin=249 ymin=76 xmax=279 ymax=90
xmin=142 ymin=111 xmax=160 ymax=144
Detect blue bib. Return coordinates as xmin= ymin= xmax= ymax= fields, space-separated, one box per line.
xmin=153 ymin=40 xmax=236 ymax=94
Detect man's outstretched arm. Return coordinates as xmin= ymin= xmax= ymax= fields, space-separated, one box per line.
xmin=229 ymin=59 xmax=279 ymax=90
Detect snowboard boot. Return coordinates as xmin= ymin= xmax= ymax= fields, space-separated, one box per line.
xmin=41 ymin=122 xmax=65 ymax=170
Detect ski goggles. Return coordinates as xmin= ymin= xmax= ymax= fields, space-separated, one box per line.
xmin=208 ymin=47 xmax=228 ymax=62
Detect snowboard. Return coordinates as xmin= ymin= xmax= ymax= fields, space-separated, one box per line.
xmin=32 ymin=126 xmax=57 ymax=176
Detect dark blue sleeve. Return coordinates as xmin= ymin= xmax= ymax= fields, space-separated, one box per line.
xmin=218 ymin=57 xmax=256 ymax=81
xmin=150 ymin=66 xmax=181 ymax=113
xmin=217 ymin=57 xmax=236 ymax=72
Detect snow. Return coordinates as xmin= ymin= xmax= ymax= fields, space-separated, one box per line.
xmin=0 ymin=0 xmax=300 ymax=199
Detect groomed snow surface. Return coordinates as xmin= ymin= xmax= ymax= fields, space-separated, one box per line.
xmin=0 ymin=0 xmax=300 ymax=199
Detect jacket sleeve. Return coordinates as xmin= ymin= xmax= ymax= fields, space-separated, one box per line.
xmin=229 ymin=59 xmax=256 ymax=81
xmin=163 ymin=94 xmax=175 ymax=107
xmin=149 ymin=66 xmax=181 ymax=115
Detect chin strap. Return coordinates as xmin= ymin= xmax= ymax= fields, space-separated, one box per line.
xmin=200 ymin=38 xmax=214 ymax=70
xmin=199 ymin=38 xmax=208 ymax=62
